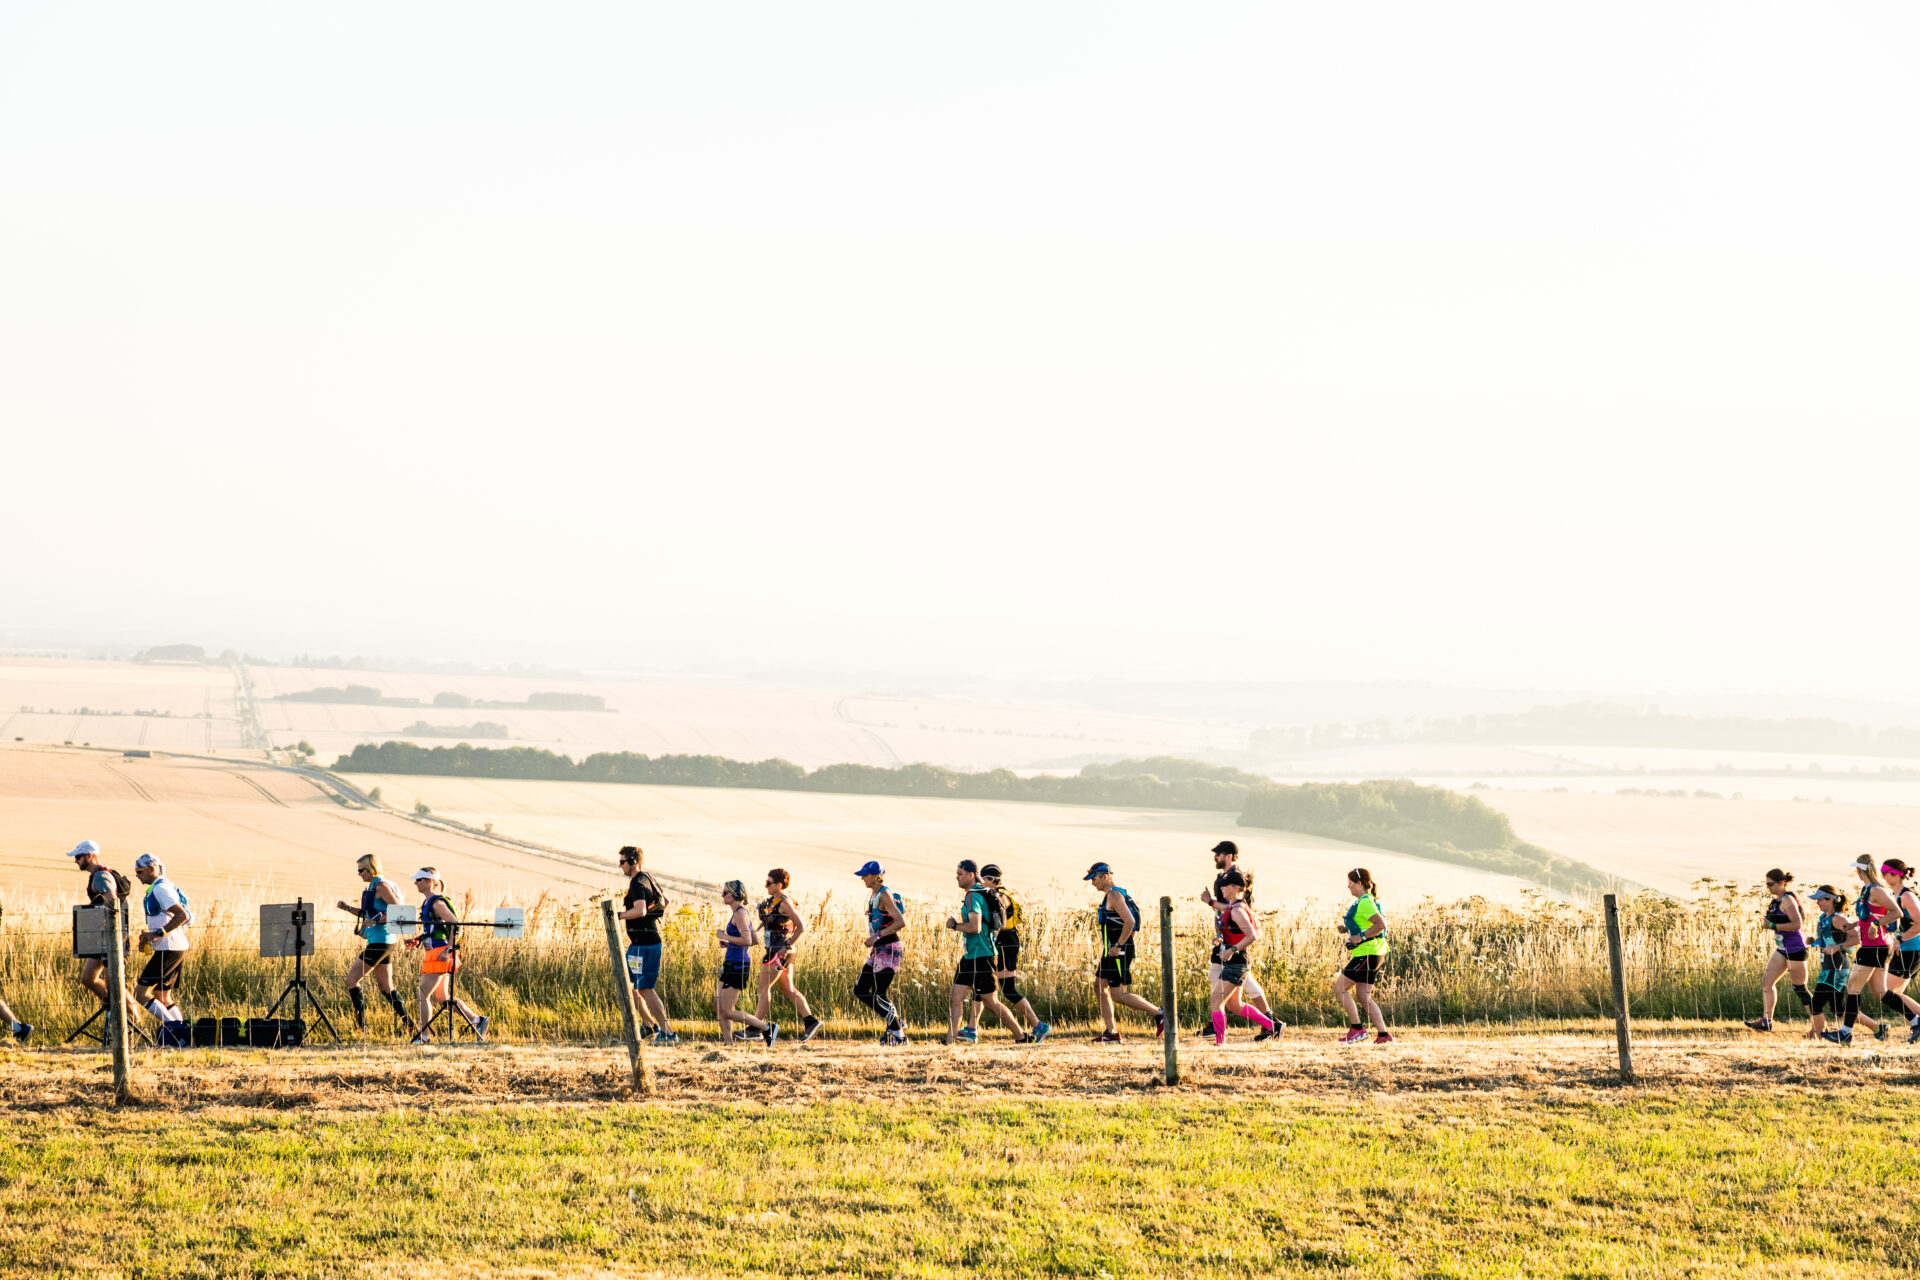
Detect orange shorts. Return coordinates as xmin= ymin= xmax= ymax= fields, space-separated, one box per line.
xmin=422 ymin=945 xmax=461 ymax=976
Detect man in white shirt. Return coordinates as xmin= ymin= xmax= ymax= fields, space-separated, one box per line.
xmin=132 ymin=854 xmax=189 ymax=1024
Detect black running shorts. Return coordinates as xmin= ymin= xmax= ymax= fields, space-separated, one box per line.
xmin=137 ymin=949 xmax=186 ymax=991
xmin=358 ymin=941 xmax=397 ymax=968
xmin=1219 ymin=961 xmax=1248 ymax=987
xmin=719 ymin=961 xmax=751 ymax=991
xmin=1341 ymin=954 xmax=1383 ymax=985
xmin=1892 ymin=950 xmax=1920 ymax=979
xmin=1856 ymin=945 xmax=1891 ymax=971
xmin=954 ymin=955 xmax=996 ymax=994
xmin=995 ymin=932 xmax=1020 ymax=974
xmin=1097 ymin=952 xmax=1134 ymax=986
xmin=1776 ymin=946 xmax=1810 ymax=963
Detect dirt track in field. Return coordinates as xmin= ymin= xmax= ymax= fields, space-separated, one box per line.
xmin=3 ymin=1028 xmax=1916 ymax=1115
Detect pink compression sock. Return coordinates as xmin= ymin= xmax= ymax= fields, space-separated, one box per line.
xmin=1238 ymin=1006 xmax=1273 ymax=1030
xmin=1211 ymin=1011 xmax=1227 ymax=1044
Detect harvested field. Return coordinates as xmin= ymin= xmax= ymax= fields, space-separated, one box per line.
xmin=3 ymin=1027 xmax=1912 ymax=1115
xmin=0 ymin=657 xmax=247 ymax=752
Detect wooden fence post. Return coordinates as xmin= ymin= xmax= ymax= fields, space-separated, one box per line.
xmin=1160 ymin=896 xmax=1178 ymax=1086
xmin=600 ymin=899 xmax=654 ymax=1096
xmin=104 ymin=897 xmax=131 ymax=1104
xmin=1604 ymin=893 xmax=1634 ymax=1085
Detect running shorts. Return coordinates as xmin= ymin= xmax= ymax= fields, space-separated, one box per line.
xmin=422 ymin=944 xmax=460 ymax=976
xmin=1097 ymin=953 xmax=1134 ymax=986
xmin=762 ymin=946 xmax=791 ymax=968
xmin=1892 ymin=950 xmax=1920 ymax=980
xmin=1219 ymin=960 xmax=1248 ymax=987
xmin=1775 ymin=946 xmax=1810 ymax=963
xmin=868 ymin=940 xmax=903 ymax=972
xmin=719 ymin=961 xmax=751 ymax=991
xmin=954 ymin=955 xmax=996 ymax=994
xmin=137 ymin=949 xmax=186 ymax=991
xmin=626 ymin=943 xmax=662 ymax=991
xmin=995 ymin=934 xmax=1020 ymax=974
xmin=358 ymin=941 xmax=397 ymax=968
xmin=1856 ymin=945 xmax=1891 ymax=971
xmin=1341 ymin=954 xmax=1383 ymax=985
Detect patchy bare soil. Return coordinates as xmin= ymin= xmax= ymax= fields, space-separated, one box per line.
xmin=2 ymin=1025 xmax=1911 ymax=1116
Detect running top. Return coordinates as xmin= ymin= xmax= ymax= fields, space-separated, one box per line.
xmin=359 ymin=876 xmax=403 ymax=945
xmin=961 ymin=887 xmax=997 ymax=960
xmin=757 ymin=893 xmax=792 ymax=950
xmin=1344 ymin=894 xmax=1388 ymax=958
xmin=142 ymin=877 xmax=190 ymax=952
xmin=1897 ymin=888 xmax=1920 ymax=953
xmin=1097 ymin=886 xmax=1139 ymax=958
xmin=1214 ymin=900 xmax=1252 ymax=965
xmin=420 ymin=893 xmax=457 ymax=948
xmin=722 ymin=911 xmax=750 ymax=966
xmin=1815 ymin=912 xmax=1853 ymax=990
xmin=86 ymin=866 xmax=118 ymax=906
xmin=1856 ymin=888 xmax=1891 ymax=948
xmin=1764 ymin=892 xmax=1806 ymax=953
xmin=867 ymin=885 xmax=903 ymax=944
xmin=623 ymin=870 xmax=665 ymax=946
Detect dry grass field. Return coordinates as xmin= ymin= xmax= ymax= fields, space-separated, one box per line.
xmin=358 ymin=772 xmax=1530 ymax=907
xmin=0 ymin=657 xmax=247 ymax=752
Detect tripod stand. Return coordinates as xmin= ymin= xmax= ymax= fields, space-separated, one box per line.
xmin=413 ymin=909 xmax=521 ymax=1045
xmin=64 ymin=901 xmax=153 ymax=1048
xmin=420 ymin=944 xmax=486 ymax=1043
xmin=264 ymin=899 xmax=341 ymax=1044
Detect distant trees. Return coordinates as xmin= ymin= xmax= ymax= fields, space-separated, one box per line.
xmin=280 ymin=685 xmax=388 ymax=705
xmin=135 ymin=644 xmax=205 ymax=663
xmin=526 ymin=692 xmax=606 ymax=712
xmin=433 ymin=692 xmax=474 ymax=709
xmin=400 ymin=721 xmax=510 ymax=740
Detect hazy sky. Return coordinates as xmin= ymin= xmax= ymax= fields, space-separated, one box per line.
xmin=2 ymin=4 xmax=1915 ymax=694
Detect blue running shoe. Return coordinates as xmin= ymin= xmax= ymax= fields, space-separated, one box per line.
xmin=957 ymin=1027 xmax=978 ymax=1044
xmin=1876 ymin=1022 xmax=1891 ymax=1042
xmin=10 ymin=1022 xmax=30 ymax=1044
xmin=474 ymin=1015 xmax=490 ymax=1040
xmin=1908 ymin=1020 xmax=1920 ymax=1046
xmin=653 ymin=1030 xmax=679 ymax=1046
xmin=1820 ymin=1029 xmax=1853 ymax=1045
xmin=1032 ymin=1021 xmax=1051 ymax=1044
xmin=763 ymin=1022 xmax=780 ymax=1047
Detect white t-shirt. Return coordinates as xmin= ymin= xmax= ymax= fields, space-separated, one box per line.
xmin=143 ymin=877 xmax=190 ymax=952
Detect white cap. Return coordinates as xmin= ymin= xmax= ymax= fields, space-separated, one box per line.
xmin=66 ymin=839 xmax=99 ymax=859
xmin=410 ymin=868 xmax=436 ymax=881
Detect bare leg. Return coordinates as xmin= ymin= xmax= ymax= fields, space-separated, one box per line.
xmin=775 ymin=969 xmax=812 ymax=1021
xmin=1758 ymin=952 xmax=1787 ymax=1022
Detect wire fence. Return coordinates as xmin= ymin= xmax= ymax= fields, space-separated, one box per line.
xmin=0 ymin=880 xmax=1784 ymax=1042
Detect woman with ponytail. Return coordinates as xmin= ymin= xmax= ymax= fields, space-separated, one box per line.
xmin=1827 ymin=858 xmax=1899 ymax=1045
xmin=1745 ymin=870 xmax=1809 ymax=1032
xmin=1877 ymin=860 xmax=1920 ymax=1041
xmin=1806 ymin=886 xmax=1853 ymax=1042
xmin=1333 ymin=868 xmax=1392 ymax=1046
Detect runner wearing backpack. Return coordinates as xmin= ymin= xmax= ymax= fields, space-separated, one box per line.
xmin=1085 ymin=862 xmax=1164 ymax=1043
xmin=68 ymin=840 xmax=145 ymax=1033
xmin=616 ymin=846 xmax=678 ymax=1045
xmin=945 ymin=860 xmax=1023 ymax=1044
xmin=855 ymin=861 xmax=908 ymax=1044
xmin=131 ymin=854 xmax=189 ymax=1026
xmin=964 ymin=866 xmax=1049 ymax=1043
xmin=1200 ymin=841 xmax=1279 ymax=1038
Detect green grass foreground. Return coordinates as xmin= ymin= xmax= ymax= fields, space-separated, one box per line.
xmin=3 ymin=1092 xmax=1917 ymax=1278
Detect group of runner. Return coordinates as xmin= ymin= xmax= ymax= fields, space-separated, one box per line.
xmin=613 ymin=838 xmax=1396 ymax=1047
xmin=1752 ymin=859 xmax=1920 ymax=1045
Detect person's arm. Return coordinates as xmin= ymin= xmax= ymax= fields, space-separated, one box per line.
xmin=1874 ymin=887 xmax=1900 ymax=926
xmin=780 ymin=899 xmax=805 ymax=948
xmin=1233 ymin=903 xmax=1259 ymax=947
xmin=1200 ymin=885 xmax=1215 ymax=907
xmin=958 ymin=894 xmax=983 ymax=935
xmin=145 ymin=894 xmax=189 ymax=943
xmin=337 ymin=900 xmax=364 ymax=916
xmin=618 ymin=885 xmax=653 ymax=922
xmin=1348 ymin=907 xmax=1387 ymax=948
xmin=1106 ymin=889 xmax=1134 ymax=950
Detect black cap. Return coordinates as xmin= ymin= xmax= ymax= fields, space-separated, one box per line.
xmin=1211 ymin=840 xmax=1238 ymax=857
xmin=957 ymin=859 xmax=979 ymax=875
xmin=979 ymin=863 xmax=1002 ymax=880
xmin=1217 ymin=868 xmax=1247 ymax=889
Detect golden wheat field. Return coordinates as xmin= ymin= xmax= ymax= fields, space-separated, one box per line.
xmin=0 ymin=657 xmax=249 ymax=753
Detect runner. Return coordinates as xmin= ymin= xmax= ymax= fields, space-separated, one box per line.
xmin=964 ymin=865 xmax=1049 ymax=1044
xmin=1806 ymin=886 xmax=1853 ymax=1043
xmin=1744 ymin=869 xmax=1809 ymax=1032
xmin=753 ymin=869 xmax=823 ymax=1042
xmin=946 ymin=860 xmax=1022 ymax=1044
xmin=407 ymin=868 xmax=488 ymax=1043
xmin=0 ymin=988 xmax=27 ymax=1043
xmin=68 ymin=840 xmax=144 ymax=1032
xmin=335 ymin=854 xmax=413 ymax=1034
xmin=131 ymin=854 xmax=189 ymax=1027
xmin=1200 ymin=840 xmax=1279 ymax=1038
xmin=1878 ymin=859 xmax=1920 ymax=1040
xmin=853 ymin=861 xmax=907 ymax=1044
xmin=1333 ymin=867 xmax=1393 ymax=1045
xmin=1207 ymin=870 xmax=1278 ymax=1045
xmin=714 ymin=880 xmax=777 ymax=1046
xmin=1831 ymin=857 xmax=1899 ymax=1044
xmin=1084 ymin=862 xmax=1163 ymax=1044
xmin=615 ymin=846 xmax=677 ymax=1045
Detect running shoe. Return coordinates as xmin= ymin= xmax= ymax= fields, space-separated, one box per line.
xmin=652 ymin=1030 xmax=680 ymax=1046
xmin=956 ymin=1027 xmax=978 ymax=1044
xmin=1337 ymin=1027 xmax=1370 ymax=1045
xmin=10 ymin=1022 xmax=30 ymax=1044
xmin=1153 ymin=1011 xmax=1166 ymax=1037
xmin=410 ymin=1032 xmax=432 ymax=1046
xmin=1092 ymin=1031 xmax=1122 ymax=1044
xmin=1876 ymin=1022 xmax=1892 ymax=1042
xmin=1014 ymin=1034 xmax=1035 ymax=1045
xmin=1031 ymin=1021 xmax=1052 ymax=1043
xmin=474 ymin=1015 xmax=490 ymax=1040
xmin=1744 ymin=1018 xmax=1772 ymax=1032
xmin=1213 ymin=1033 xmax=1227 ymax=1048
xmin=1820 ymin=1028 xmax=1853 ymax=1045
xmin=763 ymin=1022 xmax=780 ymax=1047
xmin=1253 ymin=1022 xmax=1285 ymax=1043
xmin=800 ymin=1017 xmax=824 ymax=1043
xmin=1374 ymin=1031 xmax=1395 ymax=1044
xmin=881 ymin=1030 xmax=906 ymax=1046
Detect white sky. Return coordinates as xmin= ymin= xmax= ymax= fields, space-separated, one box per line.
xmin=2 ymin=3 xmax=1916 ymax=694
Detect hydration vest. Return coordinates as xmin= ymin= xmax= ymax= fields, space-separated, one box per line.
xmin=758 ymin=893 xmax=791 ymax=947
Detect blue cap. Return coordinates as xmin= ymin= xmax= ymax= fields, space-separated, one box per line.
xmin=854 ymin=860 xmax=883 ymax=877
xmin=1084 ymin=862 xmax=1112 ymax=880
xmin=66 ymin=839 xmax=99 ymax=859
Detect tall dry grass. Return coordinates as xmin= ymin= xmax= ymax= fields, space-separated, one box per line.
xmin=0 ymin=879 xmax=1783 ymax=1040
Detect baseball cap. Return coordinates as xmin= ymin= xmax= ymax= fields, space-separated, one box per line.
xmin=1217 ymin=868 xmax=1248 ymax=889
xmin=956 ymin=859 xmax=979 ymax=875
xmin=66 ymin=839 xmax=99 ymax=860
xmin=1808 ymin=887 xmax=1837 ymax=901
xmin=1211 ymin=841 xmax=1238 ymax=857
xmin=1084 ymin=862 xmax=1112 ymax=880
xmin=854 ymin=860 xmax=883 ymax=877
